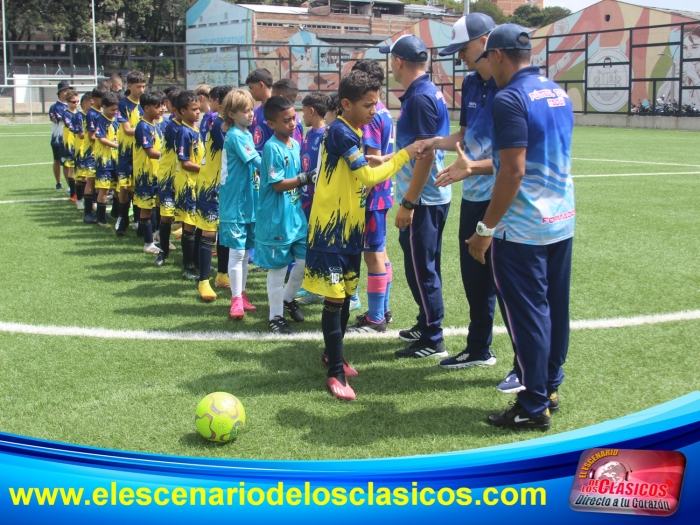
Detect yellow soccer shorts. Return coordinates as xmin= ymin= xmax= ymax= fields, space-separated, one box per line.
xmin=302 ymin=249 xmax=361 ymax=299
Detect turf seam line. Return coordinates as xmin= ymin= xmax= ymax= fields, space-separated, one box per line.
xmin=0 ymin=162 xmax=53 ymax=169
xmin=1 ymin=310 xmax=699 ymax=342
xmin=573 ymin=157 xmax=700 ymax=168
xmin=573 ymin=171 xmax=700 ymax=178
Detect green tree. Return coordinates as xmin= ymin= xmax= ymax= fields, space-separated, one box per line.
xmin=469 ymin=0 xmax=508 ymax=25
xmin=511 ymin=4 xmax=544 ymax=27
xmin=541 ymin=6 xmax=572 ymax=27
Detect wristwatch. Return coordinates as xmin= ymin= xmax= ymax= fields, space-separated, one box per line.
xmin=401 ymin=198 xmax=417 ymax=210
xmin=476 ymin=221 xmax=495 ymax=237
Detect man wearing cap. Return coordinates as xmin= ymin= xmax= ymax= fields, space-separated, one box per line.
xmin=378 ymin=35 xmax=451 ymax=359
xmin=419 ymin=14 xmax=522 ymax=390
xmin=466 ymin=24 xmax=575 ymax=430
xmin=49 ymin=81 xmax=72 ymax=191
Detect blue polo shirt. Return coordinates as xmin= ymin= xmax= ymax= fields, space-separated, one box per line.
xmin=460 ymin=72 xmax=499 ymax=202
xmin=395 ymin=74 xmax=451 ymax=206
xmin=491 ymin=66 xmax=575 ymax=246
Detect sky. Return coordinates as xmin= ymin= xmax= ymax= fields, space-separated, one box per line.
xmin=543 ymin=0 xmax=698 ymax=13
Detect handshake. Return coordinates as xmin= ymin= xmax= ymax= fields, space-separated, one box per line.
xmin=297 ymin=169 xmax=317 ymax=187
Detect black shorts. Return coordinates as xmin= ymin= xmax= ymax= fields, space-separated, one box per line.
xmin=52 ymin=145 xmax=61 ymax=162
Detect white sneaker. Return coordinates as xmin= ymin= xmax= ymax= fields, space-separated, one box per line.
xmin=132 ymin=222 xmax=139 ymax=230
xmin=168 ymin=241 xmax=176 ymax=251
xmin=143 ymin=243 xmax=161 ymax=254
xmin=76 ymin=200 xmax=84 ymax=210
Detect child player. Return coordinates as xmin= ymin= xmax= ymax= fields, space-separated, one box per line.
xmin=193 ymin=85 xmax=233 ymax=301
xmin=302 ymin=71 xmax=420 ymax=400
xmin=115 ymin=71 xmax=146 ymax=236
xmin=71 ymin=93 xmax=93 ymax=212
xmin=295 ymin=92 xmax=327 ymax=306
xmin=195 ymin=84 xmax=213 ymax=145
xmin=133 ymin=90 xmax=166 ymax=255
xmin=247 ymin=68 xmax=273 ymax=157
xmin=154 ymin=88 xmax=182 ymax=267
xmin=174 ymin=91 xmax=203 ymax=280
xmin=49 ymin=81 xmax=71 ymax=191
xmin=93 ymin=92 xmax=121 ymax=227
xmin=81 ymin=87 xmax=105 ymax=224
xmin=61 ymin=89 xmax=80 ymax=202
xmin=271 ymin=79 xmax=305 ymax=147
xmin=347 ymin=59 xmax=396 ymax=333
xmin=219 ymin=89 xmax=260 ymax=319
xmin=256 ymin=96 xmax=316 ymax=334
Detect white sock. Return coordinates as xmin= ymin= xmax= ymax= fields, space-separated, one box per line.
xmin=228 ymin=249 xmax=245 ymax=298
xmin=283 ymin=258 xmax=306 ymax=303
xmin=267 ymin=267 xmax=286 ymax=320
xmin=242 ymin=249 xmax=250 ymax=291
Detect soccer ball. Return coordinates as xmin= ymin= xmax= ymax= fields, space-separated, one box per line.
xmin=195 ymin=392 xmax=246 ymax=443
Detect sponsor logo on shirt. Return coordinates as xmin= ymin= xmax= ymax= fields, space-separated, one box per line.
xmin=302 ymin=154 xmax=310 ymax=172
xmin=542 ymin=209 xmax=575 ymax=224
xmin=253 ymin=128 xmax=262 ymax=145
xmin=468 ymin=102 xmax=477 ymax=108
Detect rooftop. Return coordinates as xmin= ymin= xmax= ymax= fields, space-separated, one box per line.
xmin=238 ymin=4 xmax=308 ymax=15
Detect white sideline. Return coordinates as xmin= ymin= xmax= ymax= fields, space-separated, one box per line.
xmin=0 ymin=162 xmax=53 ymax=169
xmin=0 ymin=133 xmax=52 ymax=137
xmin=573 ymin=171 xmax=700 ymax=178
xmin=1 ymin=310 xmax=699 ymax=342
xmin=0 ymin=197 xmax=67 ymax=204
xmin=573 ymin=157 xmax=700 ymax=168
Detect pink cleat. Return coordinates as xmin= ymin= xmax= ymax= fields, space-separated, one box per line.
xmin=230 ymin=297 xmax=245 ymax=320
xmin=241 ymin=291 xmax=257 ymax=311
xmin=321 ymin=354 xmax=358 ymax=378
xmin=327 ymin=375 xmax=356 ymax=401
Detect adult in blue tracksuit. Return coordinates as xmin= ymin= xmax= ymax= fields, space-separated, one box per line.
xmin=467 ymin=24 xmax=575 ymax=431
xmin=378 ymin=35 xmax=452 ymax=359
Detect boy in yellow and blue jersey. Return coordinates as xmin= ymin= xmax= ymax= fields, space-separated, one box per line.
xmin=133 ymin=90 xmax=166 ymax=256
xmin=154 ymin=88 xmax=182 ymax=268
xmin=115 ymin=70 xmax=146 ymax=236
xmin=302 ymin=71 xmax=420 ymax=400
xmin=174 ymin=91 xmax=203 ymax=281
xmin=256 ymin=96 xmax=316 ymax=334
xmin=81 ymin=87 xmax=106 ymax=224
xmin=49 ymin=81 xmax=71 ymax=191
xmin=193 ymin=85 xmax=235 ymax=301
xmin=93 ymin=92 xmax=121 ymax=227
xmin=61 ymin=90 xmax=80 ymax=202
xmin=71 ymin=93 xmax=92 ymax=212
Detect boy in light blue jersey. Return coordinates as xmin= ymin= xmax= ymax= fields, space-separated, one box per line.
xmin=256 ymin=96 xmax=315 ymax=334
xmin=219 ymin=89 xmax=261 ymax=320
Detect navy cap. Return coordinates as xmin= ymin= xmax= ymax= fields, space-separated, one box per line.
xmin=475 ymin=23 xmax=531 ymax=62
xmin=378 ymin=34 xmax=428 ymax=63
xmin=439 ymin=13 xmax=496 ymax=56
xmin=57 ymin=80 xmax=72 ymax=93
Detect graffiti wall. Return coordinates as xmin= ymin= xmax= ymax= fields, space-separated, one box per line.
xmin=531 ymin=0 xmax=700 ymax=112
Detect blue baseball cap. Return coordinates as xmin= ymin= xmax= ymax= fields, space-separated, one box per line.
xmin=475 ymin=23 xmax=532 ymax=62
xmin=378 ymin=34 xmax=428 ymax=63
xmin=439 ymin=13 xmax=496 ymax=56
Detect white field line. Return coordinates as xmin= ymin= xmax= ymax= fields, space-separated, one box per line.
xmin=0 ymin=133 xmax=52 ymax=137
xmin=1 ymin=310 xmax=699 ymax=342
xmin=573 ymin=157 xmax=700 ymax=168
xmin=0 ymin=162 xmax=53 ymax=168
xmin=0 ymin=197 xmax=67 ymax=204
xmin=573 ymin=171 xmax=700 ymax=178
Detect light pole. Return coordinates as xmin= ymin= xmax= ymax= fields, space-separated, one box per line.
xmin=92 ymin=0 xmax=98 ymax=86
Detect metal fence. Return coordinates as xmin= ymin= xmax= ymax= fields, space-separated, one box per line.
xmin=2 ymin=21 xmax=699 ymax=117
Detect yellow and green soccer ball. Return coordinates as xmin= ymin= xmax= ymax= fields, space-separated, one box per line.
xmin=195 ymin=392 xmax=246 ymax=443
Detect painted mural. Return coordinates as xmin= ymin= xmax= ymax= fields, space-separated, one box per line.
xmin=530 ymin=0 xmax=700 ymax=112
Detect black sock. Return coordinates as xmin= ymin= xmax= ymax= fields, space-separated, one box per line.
xmin=76 ymin=183 xmax=85 ymax=200
xmin=181 ymin=230 xmax=195 ymax=269
xmin=141 ymin=218 xmax=153 ymax=244
xmin=96 ymin=203 xmax=106 ymax=223
xmin=118 ymin=202 xmax=130 ymax=231
xmin=68 ymin=178 xmax=76 ymax=197
xmin=133 ymin=204 xmax=142 ymax=235
xmin=193 ymin=228 xmax=202 ymax=268
xmin=199 ymin=236 xmax=215 ymax=281
xmin=159 ymin=222 xmax=172 ymax=257
xmin=84 ymin=194 xmax=93 ymax=216
xmin=217 ymin=243 xmax=229 ymax=274
xmin=153 ymin=208 xmax=160 ymax=230
xmin=340 ymin=297 xmax=351 ymax=336
xmin=110 ymin=200 xmax=119 ymax=218
xmin=322 ymin=300 xmax=344 ymax=377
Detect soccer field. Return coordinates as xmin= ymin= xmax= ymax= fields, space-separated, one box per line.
xmin=0 ymin=123 xmax=699 ymax=460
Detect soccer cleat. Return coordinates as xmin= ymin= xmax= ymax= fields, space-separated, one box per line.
xmin=214 ymin=272 xmax=230 ymax=288
xmin=172 ymin=227 xmax=182 ymax=239
xmin=65 ymin=187 xmax=71 ymax=195
xmin=83 ymin=213 xmax=97 ymax=224
xmin=153 ymin=231 xmax=160 ymax=242
xmin=395 ymin=339 xmax=448 ymax=359
xmin=283 ymin=299 xmax=305 ymax=322
xmin=242 ymin=291 xmax=257 ymax=311
xmin=76 ymin=200 xmax=84 ymax=210
xmin=346 ymin=315 xmax=387 ymax=334
xmin=133 ymin=222 xmax=139 ymax=231
xmin=439 ymin=349 xmax=497 ymax=369
xmin=487 ymin=401 xmax=551 ymax=431
xmin=385 ymin=310 xmax=394 ymax=324
xmin=182 ymin=263 xmax=198 ymax=281
xmin=296 ymin=289 xmax=324 ymax=305
xmin=55 ymin=183 xmax=63 ymax=191
xmin=548 ymin=391 xmax=560 ymax=414
xmin=269 ymin=316 xmax=293 ymax=334
xmin=349 ymin=297 xmax=362 ymax=311
xmin=321 ymin=354 xmax=359 ymax=378
xmin=398 ymin=324 xmax=422 ymax=342
xmin=168 ymin=241 xmax=177 ymax=251
xmin=115 ymin=229 xmax=125 ymax=237
xmin=143 ymin=243 xmax=161 ymax=255
xmin=154 ymin=251 xmax=168 ymax=267
xmin=69 ymin=195 xmax=77 ymax=202
xmin=230 ymin=297 xmax=245 ymax=320
xmin=497 ymin=370 xmax=526 ymax=394
xmin=96 ymin=221 xmax=110 ymax=228
xmin=327 ymin=375 xmax=356 ymax=401
xmin=198 ymin=280 xmax=217 ymax=302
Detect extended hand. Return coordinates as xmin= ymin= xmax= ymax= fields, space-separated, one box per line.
xmin=435 ymin=142 xmax=471 ymax=188
xmin=365 ymin=155 xmax=384 ymax=168
xmin=465 ymin=232 xmax=492 ymax=265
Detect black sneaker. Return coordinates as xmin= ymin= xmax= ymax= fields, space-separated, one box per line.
xmin=439 ymin=349 xmax=497 ymax=369
xmin=385 ymin=310 xmax=393 ymax=324
xmin=398 ymin=324 xmax=422 ymax=342
xmin=55 ymin=183 xmax=63 ymax=191
xmin=83 ymin=213 xmax=97 ymax=224
xmin=487 ymin=401 xmax=551 ymax=431
xmin=395 ymin=339 xmax=448 ymax=359
xmin=346 ymin=315 xmax=387 ymax=334
xmin=154 ymin=251 xmax=168 ymax=267
xmin=548 ymin=391 xmax=560 ymax=414
xmin=269 ymin=315 xmax=293 ymax=334
xmin=182 ymin=263 xmax=197 ymax=281
xmin=283 ymin=299 xmax=305 ymax=322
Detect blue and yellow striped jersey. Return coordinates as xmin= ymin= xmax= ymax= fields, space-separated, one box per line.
xmin=72 ymin=111 xmax=86 ymax=167
xmin=133 ymin=119 xmax=162 ymax=182
xmin=62 ymin=108 xmax=77 ymax=157
xmin=93 ymin=114 xmax=118 ymax=170
xmin=176 ymin=122 xmax=204 ymax=178
xmin=157 ymin=119 xmax=180 ymax=182
xmin=117 ymin=97 xmax=143 ymax=169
